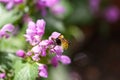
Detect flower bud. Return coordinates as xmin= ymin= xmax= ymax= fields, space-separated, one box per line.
xmin=16 ymin=50 xmax=25 ymax=58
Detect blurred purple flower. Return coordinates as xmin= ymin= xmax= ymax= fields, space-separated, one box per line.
xmin=11 ymin=26 xmax=19 ymax=36
xmin=36 ymin=0 xmax=47 ymax=16
xmin=45 ymin=0 xmax=59 ymax=7
xmin=89 ymin=0 xmax=101 ymax=13
xmin=103 ymin=6 xmax=120 ymax=22
xmin=0 ymin=24 xmax=15 ymax=38
xmin=0 ymin=0 xmax=23 ymax=10
xmin=16 ymin=50 xmax=25 ymax=58
xmin=23 ymin=14 xmax=32 ymax=23
xmin=38 ymin=65 xmax=48 ymax=78
xmin=36 ymin=0 xmax=59 ymax=8
xmin=24 ymin=19 xmax=46 ymax=46
xmin=36 ymin=0 xmax=66 ymax=16
xmin=51 ymin=3 xmax=65 ymax=15
xmin=0 ymin=73 xmax=6 ymax=79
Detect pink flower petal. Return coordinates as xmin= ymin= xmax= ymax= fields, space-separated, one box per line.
xmin=6 ymin=1 xmax=14 ymax=10
xmin=1 ymin=24 xmax=15 ymax=32
xmin=32 ymin=54 xmax=40 ymax=61
xmin=53 ymin=45 xmax=63 ymax=55
xmin=32 ymin=45 xmax=41 ymax=54
xmin=36 ymin=19 xmax=46 ymax=35
xmin=49 ymin=32 xmax=61 ymax=40
xmin=51 ymin=56 xmax=59 ymax=67
xmin=59 ymin=55 xmax=71 ymax=64
xmin=38 ymin=65 xmax=48 ymax=78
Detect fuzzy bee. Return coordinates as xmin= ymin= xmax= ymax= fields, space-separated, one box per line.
xmin=52 ymin=35 xmax=69 ymax=50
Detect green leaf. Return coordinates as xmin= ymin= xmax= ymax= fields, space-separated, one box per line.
xmin=14 ymin=62 xmax=38 ymax=80
xmin=0 ymin=35 xmax=26 ymax=53
xmin=0 ymin=4 xmax=22 ymax=28
xmin=0 ymin=52 xmax=15 ymax=70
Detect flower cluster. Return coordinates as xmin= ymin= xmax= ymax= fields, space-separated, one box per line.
xmin=24 ymin=19 xmax=45 ymax=46
xmin=0 ymin=24 xmax=15 ymax=39
xmin=36 ymin=0 xmax=65 ymax=16
xmin=0 ymin=0 xmax=23 ymax=10
xmin=16 ymin=19 xmax=71 ymax=78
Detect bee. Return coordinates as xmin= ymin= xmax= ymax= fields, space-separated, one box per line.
xmin=52 ymin=35 xmax=69 ymax=50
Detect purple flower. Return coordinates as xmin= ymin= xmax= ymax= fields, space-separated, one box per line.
xmin=51 ymin=55 xmax=71 ymax=67
xmin=32 ymin=54 xmax=40 ymax=61
xmin=0 ymin=73 xmax=6 ymax=79
xmin=0 ymin=0 xmax=23 ymax=10
xmin=41 ymin=47 xmax=46 ymax=56
xmin=59 ymin=55 xmax=71 ymax=64
xmin=49 ymin=32 xmax=61 ymax=40
xmin=51 ymin=45 xmax=63 ymax=55
xmin=24 ymin=19 xmax=46 ymax=46
xmin=49 ymin=32 xmax=64 ymax=55
xmin=32 ymin=40 xmax=53 ymax=57
xmin=51 ymin=56 xmax=59 ymax=67
xmin=16 ymin=50 xmax=25 ymax=58
xmin=38 ymin=65 xmax=48 ymax=78
xmin=103 ymin=6 xmax=120 ymax=22
xmin=26 ymin=51 xmax=32 ymax=56
xmin=36 ymin=19 xmax=46 ymax=35
xmin=32 ymin=45 xmax=42 ymax=54
xmin=32 ymin=35 xmax=63 ymax=58
xmin=39 ymin=40 xmax=52 ymax=56
xmin=0 ymin=24 xmax=15 ymax=38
